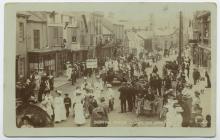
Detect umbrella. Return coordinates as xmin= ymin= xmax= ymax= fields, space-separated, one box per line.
xmin=16 ymin=103 xmax=54 ymax=128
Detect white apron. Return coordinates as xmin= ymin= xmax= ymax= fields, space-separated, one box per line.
xmin=59 ymin=96 xmax=66 ymax=121
xmin=53 ymin=97 xmax=62 ymax=122
xmin=74 ymin=96 xmax=86 ymax=125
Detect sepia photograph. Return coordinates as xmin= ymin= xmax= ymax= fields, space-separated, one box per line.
xmin=3 ymin=2 xmax=217 ymax=136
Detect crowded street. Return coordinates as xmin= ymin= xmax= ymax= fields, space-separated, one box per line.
xmin=50 ymin=54 xmax=212 ymax=127
xmin=15 ymin=9 xmax=212 ymax=128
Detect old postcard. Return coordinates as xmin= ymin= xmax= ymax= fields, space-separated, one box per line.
xmin=4 ymin=2 xmax=217 ymax=136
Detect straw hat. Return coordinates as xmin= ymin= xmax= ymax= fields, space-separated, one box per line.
xmin=107 ymin=84 xmax=112 ymax=88
xmin=56 ymin=90 xmax=62 ymax=95
xmin=175 ymin=106 xmax=184 ymax=113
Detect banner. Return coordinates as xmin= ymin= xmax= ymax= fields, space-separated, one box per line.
xmin=86 ymin=59 xmax=97 ymax=68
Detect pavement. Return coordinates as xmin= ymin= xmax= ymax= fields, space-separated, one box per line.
xmin=54 ymin=76 xmax=70 ymax=89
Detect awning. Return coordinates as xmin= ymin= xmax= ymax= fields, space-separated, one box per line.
xmin=28 ymin=47 xmax=70 ymax=55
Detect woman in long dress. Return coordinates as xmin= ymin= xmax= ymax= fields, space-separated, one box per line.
xmin=73 ymin=92 xmax=86 ymax=126
xmin=59 ymin=94 xmax=67 ymax=121
xmin=53 ymin=92 xmax=62 ymax=123
xmin=44 ymin=91 xmax=54 ymax=119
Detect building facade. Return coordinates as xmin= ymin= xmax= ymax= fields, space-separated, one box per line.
xmin=16 ymin=12 xmax=29 ymax=80
xmin=16 ymin=11 xmax=126 ymax=77
xmin=190 ymin=11 xmax=211 ymax=69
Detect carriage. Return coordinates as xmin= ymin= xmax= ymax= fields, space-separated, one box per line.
xmin=16 ymin=103 xmax=54 ymax=128
xmin=165 ymin=61 xmax=179 ymax=81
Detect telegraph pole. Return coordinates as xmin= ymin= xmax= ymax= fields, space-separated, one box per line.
xmin=178 ymin=11 xmax=183 ymax=65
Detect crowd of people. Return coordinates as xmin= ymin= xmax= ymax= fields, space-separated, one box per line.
xmin=16 ymin=53 xmax=212 ymax=128
xmin=100 ymin=54 xmax=212 ymax=127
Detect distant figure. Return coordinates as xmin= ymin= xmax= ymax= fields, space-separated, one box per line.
xmin=205 ymin=71 xmax=211 ymax=88
xmin=206 ymin=115 xmax=211 ymax=127
xmin=193 ymin=69 xmax=200 ymax=85
xmin=152 ymin=65 xmax=158 ymax=73
xmin=48 ymin=72 xmax=54 ymax=90
xmin=118 ymin=83 xmax=128 ymax=113
xmin=71 ymin=69 xmax=77 ymax=85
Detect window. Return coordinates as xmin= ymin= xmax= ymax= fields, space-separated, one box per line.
xmin=61 ymin=15 xmax=63 ymax=24
xmin=72 ymin=36 xmax=76 ymax=42
xmin=53 ymin=27 xmax=58 ymax=38
xmin=81 ymin=35 xmax=85 ymax=44
xmin=33 ymin=30 xmax=40 ymax=49
xmin=69 ymin=17 xmax=72 ymax=24
xmin=19 ymin=22 xmax=24 ymax=42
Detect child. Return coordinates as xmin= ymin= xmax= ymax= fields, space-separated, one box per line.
xmin=64 ymin=93 xmax=71 ymax=117
xmin=20 ymin=116 xmax=33 ymax=128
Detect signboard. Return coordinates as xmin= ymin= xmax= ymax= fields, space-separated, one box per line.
xmin=86 ymin=59 xmax=97 ymax=68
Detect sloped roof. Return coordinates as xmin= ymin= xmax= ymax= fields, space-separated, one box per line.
xmin=137 ymin=31 xmax=153 ymax=39
xmin=25 ymin=11 xmax=47 ymax=23
xmin=17 ymin=11 xmax=31 ymax=17
xmin=154 ymin=28 xmax=177 ymax=36
xmin=102 ymin=25 xmax=113 ymax=35
xmin=102 ymin=18 xmax=114 ymax=33
xmin=126 ymin=32 xmax=143 ymax=49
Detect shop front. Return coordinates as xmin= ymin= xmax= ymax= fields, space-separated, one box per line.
xmin=71 ymin=48 xmax=88 ymax=64
xmin=16 ymin=55 xmax=26 ymax=81
xmin=192 ymin=44 xmax=211 ymax=69
xmin=28 ymin=49 xmax=71 ymax=77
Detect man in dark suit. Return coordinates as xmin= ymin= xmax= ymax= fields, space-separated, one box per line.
xmin=118 ymin=82 xmax=128 ymax=113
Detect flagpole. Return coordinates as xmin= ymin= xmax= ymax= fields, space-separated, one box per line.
xmin=178 ymin=11 xmax=183 ymax=65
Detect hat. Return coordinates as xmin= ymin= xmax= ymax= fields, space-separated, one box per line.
xmin=56 ymin=90 xmax=62 ymax=94
xmin=165 ymin=89 xmax=174 ymax=95
xmin=175 ymin=106 xmax=184 ymax=113
xmin=64 ymin=93 xmax=69 ymax=96
xmin=185 ymin=83 xmax=192 ymax=88
xmin=107 ymin=84 xmax=112 ymax=88
xmin=194 ymin=91 xmax=200 ymax=96
xmin=100 ymin=97 xmax=105 ymax=102
xmin=26 ymin=79 xmax=31 ymax=83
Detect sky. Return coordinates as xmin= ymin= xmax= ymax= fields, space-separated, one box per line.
xmin=49 ymin=2 xmax=213 ymax=29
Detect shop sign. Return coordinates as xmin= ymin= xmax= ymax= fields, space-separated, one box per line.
xmin=86 ymin=59 xmax=97 ymax=68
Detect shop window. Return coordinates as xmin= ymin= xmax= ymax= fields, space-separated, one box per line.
xmin=33 ymin=30 xmax=40 ymax=49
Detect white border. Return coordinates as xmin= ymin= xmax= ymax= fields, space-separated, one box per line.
xmin=1 ymin=0 xmax=219 ymax=139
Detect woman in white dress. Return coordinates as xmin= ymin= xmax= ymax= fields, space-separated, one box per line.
xmin=59 ymin=93 xmax=67 ymax=121
xmin=174 ymin=106 xmax=183 ymax=127
xmin=53 ymin=91 xmax=62 ymax=123
xmin=43 ymin=91 xmax=54 ymax=119
xmin=164 ymin=98 xmax=177 ymax=127
xmin=73 ymin=92 xmax=86 ymax=126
